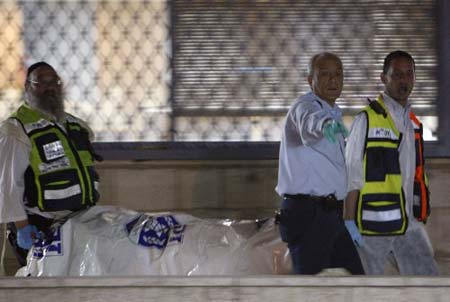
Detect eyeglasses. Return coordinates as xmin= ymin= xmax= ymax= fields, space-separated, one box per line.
xmin=28 ymin=78 xmax=62 ymax=87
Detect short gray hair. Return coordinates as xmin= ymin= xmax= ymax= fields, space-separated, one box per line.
xmin=307 ymin=52 xmax=342 ymax=76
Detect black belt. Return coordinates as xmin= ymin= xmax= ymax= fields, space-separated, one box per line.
xmin=283 ymin=193 xmax=343 ymax=211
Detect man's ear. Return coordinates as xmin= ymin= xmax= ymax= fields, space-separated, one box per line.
xmin=307 ymin=74 xmax=313 ymax=87
xmin=380 ymin=72 xmax=386 ymax=84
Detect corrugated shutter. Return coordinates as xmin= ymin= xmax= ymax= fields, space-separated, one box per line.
xmin=173 ymin=0 xmax=437 ymax=116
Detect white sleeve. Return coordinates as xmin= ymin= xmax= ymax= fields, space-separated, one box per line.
xmin=0 ymin=121 xmax=31 ymax=223
xmin=345 ymin=113 xmax=367 ymax=193
xmin=293 ymin=100 xmax=332 ymax=146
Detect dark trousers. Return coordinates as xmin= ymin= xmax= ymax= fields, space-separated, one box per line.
xmin=6 ymin=215 xmax=54 ymax=267
xmin=279 ymin=196 xmax=364 ymax=275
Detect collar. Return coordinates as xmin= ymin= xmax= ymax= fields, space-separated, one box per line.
xmin=382 ymin=93 xmax=412 ymax=111
xmin=382 ymin=93 xmax=411 ymax=115
xmin=381 ymin=93 xmax=413 ymax=128
xmin=310 ymin=92 xmax=341 ymax=111
xmin=313 ymin=92 xmax=332 ymax=109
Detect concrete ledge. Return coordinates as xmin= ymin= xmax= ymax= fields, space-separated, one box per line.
xmin=1 ymin=275 xmax=450 ymax=287
xmin=1 ymin=276 xmax=450 ymax=302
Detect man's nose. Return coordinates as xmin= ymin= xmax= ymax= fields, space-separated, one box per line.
xmin=329 ymin=75 xmax=339 ymax=83
xmin=395 ymin=73 xmax=407 ymax=80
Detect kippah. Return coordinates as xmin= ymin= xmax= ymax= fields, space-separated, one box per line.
xmin=26 ymin=61 xmax=54 ymax=79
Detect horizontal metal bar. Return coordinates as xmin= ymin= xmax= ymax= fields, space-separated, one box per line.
xmin=171 ymin=106 xmax=436 ymax=117
xmin=93 ymin=141 xmax=280 ymax=161
xmin=93 ymin=141 xmax=450 ymax=161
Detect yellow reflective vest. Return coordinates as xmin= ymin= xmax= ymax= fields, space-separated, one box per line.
xmin=357 ymin=96 xmax=406 ymax=235
xmin=11 ymin=105 xmax=99 ymax=211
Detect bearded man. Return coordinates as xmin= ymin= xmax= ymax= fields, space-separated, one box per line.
xmin=0 ymin=62 xmax=101 ymax=266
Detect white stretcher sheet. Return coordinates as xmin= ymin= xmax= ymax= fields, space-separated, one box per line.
xmin=16 ymin=206 xmax=291 ymax=276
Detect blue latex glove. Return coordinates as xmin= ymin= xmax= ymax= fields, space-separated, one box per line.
xmin=17 ymin=224 xmax=41 ymax=250
xmin=322 ymin=120 xmax=348 ymax=143
xmin=344 ymin=220 xmax=364 ymax=247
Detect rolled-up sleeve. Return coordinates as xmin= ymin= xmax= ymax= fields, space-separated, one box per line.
xmin=0 ymin=122 xmax=30 ymax=223
xmin=345 ymin=113 xmax=367 ymax=192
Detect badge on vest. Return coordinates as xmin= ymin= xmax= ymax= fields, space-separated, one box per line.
xmin=43 ymin=140 xmax=66 ymax=161
xmin=368 ymin=128 xmax=399 ymax=140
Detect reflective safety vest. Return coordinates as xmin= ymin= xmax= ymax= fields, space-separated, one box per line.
xmin=357 ymin=95 xmax=408 ymax=235
xmin=11 ymin=105 xmax=99 ymax=212
xmin=410 ymin=112 xmax=430 ymax=222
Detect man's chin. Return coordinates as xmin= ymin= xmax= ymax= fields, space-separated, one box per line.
xmin=326 ymin=93 xmax=341 ymax=101
xmin=397 ymin=92 xmax=412 ymax=100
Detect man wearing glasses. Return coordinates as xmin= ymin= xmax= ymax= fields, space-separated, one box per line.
xmin=0 ymin=62 xmax=101 ymax=266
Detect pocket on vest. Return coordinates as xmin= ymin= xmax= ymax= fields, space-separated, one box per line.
xmin=39 ymin=169 xmax=84 ymax=211
xmin=365 ymin=147 xmax=400 ymax=182
xmin=360 ymin=193 xmax=405 ymax=234
xmin=35 ymin=132 xmax=66 ymax=163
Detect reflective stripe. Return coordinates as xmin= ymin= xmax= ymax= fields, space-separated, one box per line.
xmin=44 ymin=184 xmax=81 ymax=200
xmin=39 ymin=157 xmax=71 ymax=173
xmin=362 ymin=209 xmax=401 ymax=222
xmin=367 ymin=127 xmax=399 ymax=140
xmin=94 ymin=181 xmax=99 ymax=191
xmin=24 ymin=119 xmax=53 ymax=133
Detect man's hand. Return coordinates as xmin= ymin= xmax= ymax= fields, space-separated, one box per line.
xmin=344 ymin=220 xmax=364 ymax=247
xmin=322 ymin=119 xmax=349 ymax=143
xmin=17 ymin=224 xmax=41 ymax=250
xmin=336 ymin=121 xmax=349 ymax=137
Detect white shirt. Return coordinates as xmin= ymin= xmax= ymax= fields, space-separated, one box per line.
xmin=0 ymin=108 xmax=93 ymax=223
xmin=276 ymin=92 xmax=347 ymax=200
xmin=346 ymin=93 xmax=419 ymax=227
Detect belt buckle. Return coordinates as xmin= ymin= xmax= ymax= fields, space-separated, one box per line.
xmin=325 ymin=194 xmax=337 ymax=202
xmin=322 ymin=194 xmax=337 ymax=211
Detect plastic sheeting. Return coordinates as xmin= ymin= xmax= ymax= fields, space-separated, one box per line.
xmin=16 ymin=206 xmax=291 ymax=276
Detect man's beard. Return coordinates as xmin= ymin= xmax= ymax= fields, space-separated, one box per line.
xmin=26 ymin=90 xmax=66 ymax=122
